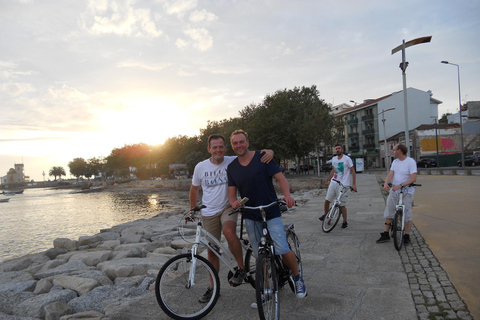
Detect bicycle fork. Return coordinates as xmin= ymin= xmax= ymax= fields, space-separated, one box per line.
xmin=186 ymin=223 xmax=203 ymax=289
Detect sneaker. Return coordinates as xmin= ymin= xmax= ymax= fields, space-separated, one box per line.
xmin=319 ymin=214 xmax=326 ymax=221
xmin=199 ymin=287 xmax=213 ymax=303
xmin=341 ymin=221 xmax=348 ymax=229
xmin=404 ymin=234 xmax=411 ymax=245
xmin=376 ymin=232 xmax=390 ymax=243
xmin=229 ymin=267 xmax=246 ymax=285
xmin=294 ymin=276 xmax=307 ymax=298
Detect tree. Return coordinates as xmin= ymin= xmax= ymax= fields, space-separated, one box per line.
xmin=68 ymin=158 xmax=87 ymax=179
xmin=49 ymin=166 xmax=66 ymax=181
xmin=439 ymin=113 xmax=451 ymax=124
xmin=239 ymin=85 xmax=334 ymax=162
xmin=186 ymin=151 xmax=205 ymax=177
xmin=87 ymin=157 xmax=105 ymax=179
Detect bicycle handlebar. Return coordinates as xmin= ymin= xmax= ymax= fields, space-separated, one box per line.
xmin=232 ymin=199 xmax=287 ymax=214
xmin=332 ymin=178 xmax=357 ymax=192
xmin=387 ymin=182 xmax=421 ymax=188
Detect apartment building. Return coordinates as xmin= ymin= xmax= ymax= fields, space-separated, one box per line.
xmin=334 ymin=88 xmax=442 ymax=168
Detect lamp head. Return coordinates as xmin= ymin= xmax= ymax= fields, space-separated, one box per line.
xmin=441 ymin=61 xmax=449 ymax=64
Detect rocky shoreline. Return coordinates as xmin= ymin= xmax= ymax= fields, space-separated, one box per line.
xmin=0 ymin=179 xmax=322 ymax=320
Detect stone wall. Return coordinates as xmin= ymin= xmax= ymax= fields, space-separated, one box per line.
xmin=112 ymin=177 xmax=327 ymax=193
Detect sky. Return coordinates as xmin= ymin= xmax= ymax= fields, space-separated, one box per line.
xmin=1 ymin=0 xmax=479 ymax=181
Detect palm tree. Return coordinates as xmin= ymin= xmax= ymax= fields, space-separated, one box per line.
xmin=49 ymin=166 xmax=66 ymax=181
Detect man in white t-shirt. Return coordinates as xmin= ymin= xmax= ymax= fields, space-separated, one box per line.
xmin=189 ymin=134 xmax=273 ymax=303
xmin=377 ymin=143 xmax=417 ymax=244
xmin=320 ymin=144 xmax=357 ymax=229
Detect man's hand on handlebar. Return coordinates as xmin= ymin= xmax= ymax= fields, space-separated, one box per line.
xmin=282 ymin=195 xmax=295 ymax=208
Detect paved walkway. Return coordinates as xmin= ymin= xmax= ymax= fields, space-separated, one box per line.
xmin=107 ymin=174 xmax=474 ymax=319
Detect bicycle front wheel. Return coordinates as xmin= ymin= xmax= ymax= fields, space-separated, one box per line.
xmin=256 ymin=250 xmax=279 ymax=320
xmin=322 ymin=205 xmax=341 ymax=233
xmin=155 ymin=253 xmax=220 ymax=320
xmin=393 ymin=210 xmax=404 ymax=251
xmin=286 ymin=229 xmax=302 ymax=293
xmin=244 ymin=248 xmax=257 ymax=289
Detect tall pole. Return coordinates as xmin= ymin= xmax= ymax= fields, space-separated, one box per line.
xmin=441 ymin=61 xmax=465 ymax=168
xmin=392 ymin=36 xmax=432 ymax=158
xmin=435 ymin=118 xmax=440 ymax=167
xmin=379 ymin=108 xmax=395 ymax=173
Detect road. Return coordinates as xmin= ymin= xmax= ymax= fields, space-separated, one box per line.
xmin=411 ymin=174 xmax=480 ymax=320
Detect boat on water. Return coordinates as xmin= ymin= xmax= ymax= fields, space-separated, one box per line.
xmin=1 ymin=190 xmax=24 ymax=195
xmin=0 ymin=198 xmax=10 ymax=203
xmin=73 ymin=186 xmax=105 ymax=194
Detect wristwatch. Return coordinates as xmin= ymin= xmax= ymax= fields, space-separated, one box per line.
xmin=400 ymin=183 xmax=404 ymax=187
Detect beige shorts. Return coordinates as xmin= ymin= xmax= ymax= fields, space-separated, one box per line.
xmin=325 ymin=181 xmax=349 ymax=206
xmin=202 ymin=205 xmax=237 ymax=242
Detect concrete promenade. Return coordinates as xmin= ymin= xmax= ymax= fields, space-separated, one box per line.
xmin=107 ymin=173 xmax=474 ymax=320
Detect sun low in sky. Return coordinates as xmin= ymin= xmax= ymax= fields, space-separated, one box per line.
xmin=0 ymin=0 xmax=479 ymax=181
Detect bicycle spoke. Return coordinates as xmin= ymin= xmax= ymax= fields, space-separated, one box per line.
xmin=155 ymin=254 xmax=220 ymax=319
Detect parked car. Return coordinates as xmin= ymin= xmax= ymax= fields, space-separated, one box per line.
xmin=457 ymin=155 xmax=480 ymax=167
xmin=417 ymin=158 xmax=437 ymax=168
xmin=321 ymin=160 xmax=333 ymax=172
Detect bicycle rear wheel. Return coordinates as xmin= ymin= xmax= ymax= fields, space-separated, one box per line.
xmin=244 ymin=248 xmax=256 ymax=289
xmin=155 ymin=253 xmax=220 ymax=320
xmin=256 ymin=250 xmax=279 ymax=320
xmin=285 ymin=227 xmax=302 ymax=293
xmin=322 ymin=205 xmax=341 ymax=233
xmin=392 ymin=210 xmax=404 ymax=251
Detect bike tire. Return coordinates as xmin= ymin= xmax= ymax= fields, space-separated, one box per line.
xmin=393 ymin=210 xmax=404 ymax=251
xmin=322 ymin=205 xmax=341 ymax=233
xmin=244 ymin=248 xmax=256 ymax=289
xmin=155 ymin=253 xmax=220 ymax=320
xmin=256 ymin=250 xmax=279 ymax=320
xmin=286 ymin=229 xmax=302 ymax=293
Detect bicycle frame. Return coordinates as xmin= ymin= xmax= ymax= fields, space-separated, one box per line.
xmin=186 ymin=214 xmax=252 ymax=288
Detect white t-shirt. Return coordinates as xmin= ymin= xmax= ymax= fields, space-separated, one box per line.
xmin=390 ymin=157 xmax=417 ymax=195
xmin=332 ymin=154 xmax=354 ymax=186
xmin=191 ymin=156 xmax=236 ymax=216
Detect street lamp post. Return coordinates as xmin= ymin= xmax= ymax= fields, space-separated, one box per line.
xmin=392 ymin=36 xmax=432 ymax=157
xmin=378 ymin=108 xmax=395 ymax=173
xmin=441 ymin=61 xmax=465 ymax=168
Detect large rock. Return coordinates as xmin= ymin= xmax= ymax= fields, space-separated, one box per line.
xmin=44 ymin=301 xmax=72 ymax=320
xmin=0 ymin=290 xmax=35 ymax=314
xmin=53 ymin=238 xmax=78 ymax=251
xmin=77 ymin=235 xmax=101 ymax=247
xmin=44 ymin=247 xmax=69 ymax=260
xmin=96 ymin=231 xmax=120 ymax=242
xmin=34 ymin=261 xmax=93 ymax=280
xmin=53 ymin=275 xmax=100 ymax=296
xmin=68 ymin=251 xmax=111 ymax=266
xmin=60 ymin=310 xmax=105 ymax=319
xmin=0 ymin=271 xmax=34 ymax=286
xmin=13 ymin=289 xmax=77 ymax=318
xmin=67 ymin=285 xmax=115 ymax=313
xmin=0 ymin=253 xmax=50 ymax=272
xmin=0 ymin=280 xmax=36 ymax=293
xmin=34 ymin=278 xmax=53 ymax=294
xmin=96 ymin=240 xmax=121 ymax=250
xmin=119 ymin=233 xmax=143 ymax=244
xmin=96 ymin=256 xmax=169 ymax=281
xmin=69 ymin=270 xmax=113 ymax=287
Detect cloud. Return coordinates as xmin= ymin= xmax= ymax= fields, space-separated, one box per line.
xmin=184 ymin=28 xmax=212 ymax=51
xmin=189 ymin=9 xmax=217 ymax=23
xmin=84 ymin=0 xmax=162 ymax=37
xmin=163 ymin=0 xmax=197 ymax=17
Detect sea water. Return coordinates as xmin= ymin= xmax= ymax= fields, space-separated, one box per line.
xmin=0 ymin=187 xmax=189 ymax=263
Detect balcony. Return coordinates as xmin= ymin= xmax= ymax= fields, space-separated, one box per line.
xmin=348 ymin=132 xmax=359 ymax=138
xmin=362 ymin=129 xmax=375 ymax=135
xmin=362 ymin=114 xmax=374 ymax=121
xmin=347 ymin=118 xmax=358 ymax=124
xmin=364 ymin=143 xmax=376 ymax=150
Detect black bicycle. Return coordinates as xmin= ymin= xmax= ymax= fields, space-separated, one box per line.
xmin=237 ymin=200 xmax=302 ymax=320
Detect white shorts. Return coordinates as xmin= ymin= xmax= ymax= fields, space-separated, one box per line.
xmin=325 ymin=181 xmax=349 ymax=206
xmin=384 ymin=192 xmax=414 ymax=222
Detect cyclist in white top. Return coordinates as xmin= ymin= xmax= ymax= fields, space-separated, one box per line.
xmin=376 ymin=143 xmax=417 ymax=244
xmin=320 ymin=144 xmax=357 ymax=229
xmin=190 ymin=134 xmax=273 ymax=302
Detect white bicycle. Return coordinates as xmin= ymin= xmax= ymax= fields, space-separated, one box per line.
xmin=321 ymin=179 xmax=356 ymax=233
xmin=155 ymin=201 xmax=256 ymax=319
